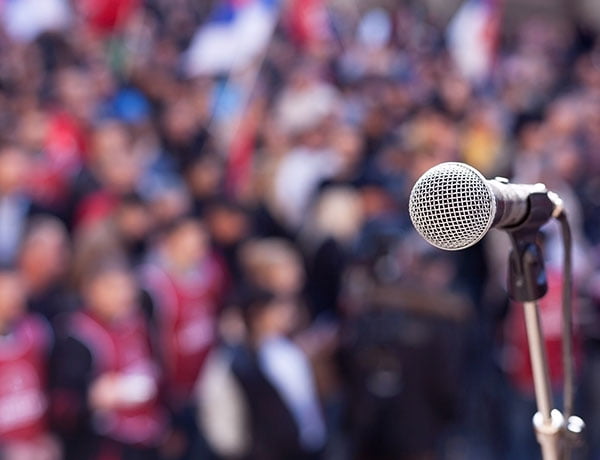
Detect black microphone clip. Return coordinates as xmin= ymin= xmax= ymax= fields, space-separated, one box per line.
xmin=503 ymin=186 xmax=563 ymax=302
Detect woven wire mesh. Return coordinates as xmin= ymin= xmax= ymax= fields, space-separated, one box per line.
xmin=408 ymin=162 xmax=496 ymax=250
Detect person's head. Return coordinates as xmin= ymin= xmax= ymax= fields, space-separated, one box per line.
xmin=18 ymin=109 xmax=48 ymax=153
xmin=358 ymin=180 xmax=394 ymax=218
xmin=417 ymin=252 xmax=456 ymax=290
xmin=82 ymin=262 xmax=137 ymax=322
xmin=514 ymin=112 xmax=544 ymax=152
xmin=114 ymin=194 xmax=152 ymax=243
xmin=0 ymin=269 xmax=26 ymax=332
xmin=19 ymin=216 xmax=70 ymax=290
xmin=0 ymin=144 xmax=29 ymax=196
xmin=149 ymin=184 xmax=191 ymax=227
xmin=91 ymin=120 xmax=132 ymax=160
xmin=240 ymin=239 xmax=304 ymax=296
xmin=204 ymin=199 xmax=250 ymax=247
xmin=545 ymin=95 xmax=580 ymax=137
xmin=330 ymin=124 xmax=363 ymax=178
xmin=90 ymin=121 xmax=141 ymax=194
xmin=240 ymin=287 xmax=297 ymax=342
xmin=54 ymin=67 xmax=98 ymax=122
xmin=438 ymin=72 xmax=471 ymax=116
xmin=312 ymin=187 xmax=363 ymax=243
xmin=161 ymin=96 xmax=204 ymax=144
xmin=184 ymin=153 xmax=224 ymax=200
xmin=162 ymin=217 xmax=209 ymax=272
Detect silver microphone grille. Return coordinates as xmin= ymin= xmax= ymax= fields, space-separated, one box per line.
xmin=408 ymin=162 xmax=496 ymax=250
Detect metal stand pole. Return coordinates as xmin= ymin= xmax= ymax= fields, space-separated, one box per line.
xmin=501 ymin=192 xmax=571 ymax=460
xmin=523 ymin=301 xmax=564 ymax=460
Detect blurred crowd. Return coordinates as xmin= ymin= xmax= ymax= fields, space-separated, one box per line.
xmin=0 ymin=0 xmax=599 ymax=459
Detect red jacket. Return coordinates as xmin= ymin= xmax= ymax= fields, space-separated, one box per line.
xmin=68 ymin=310 xmax=167 ymax=446
xmin=141 ymin=256 xmax=226 ymax=405
xmin=0 ymin=315 xmax=51 ymax=442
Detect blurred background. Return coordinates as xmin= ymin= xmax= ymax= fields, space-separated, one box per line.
xmin=0 ymin=0 xmax=599 ymax=459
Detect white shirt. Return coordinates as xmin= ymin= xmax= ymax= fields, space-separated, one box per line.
xmin=258 ymin=336 xmax=326 ymax=451
xmin=273 ymin=147 xmax=338 ymax=229
xmin=0 ymin=195 xmax=28 ymax=265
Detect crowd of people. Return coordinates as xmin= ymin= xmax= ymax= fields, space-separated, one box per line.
xmin=0 ymin=0 xmax=599 ymax=459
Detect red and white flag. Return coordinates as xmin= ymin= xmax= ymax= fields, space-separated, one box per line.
xmin=184 ymin=0 xmax=279 ymax=76
xmin=447 ymin=0 xmax=501 ymax=83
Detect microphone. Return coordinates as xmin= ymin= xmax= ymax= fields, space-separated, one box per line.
xmin=408 ymin=162 xmax=563 ymax=251
xmin=409 ymin=162 xmax=587 ymax=459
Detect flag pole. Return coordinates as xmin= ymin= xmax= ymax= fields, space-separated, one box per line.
xmin=218 ymin=2 xmax=282 ymax=198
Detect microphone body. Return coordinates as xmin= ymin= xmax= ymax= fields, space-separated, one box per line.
xmin=487 ymin=179 xmax=549 ymax=227
xmin=409 ymin=162 xmax=559 ymax=251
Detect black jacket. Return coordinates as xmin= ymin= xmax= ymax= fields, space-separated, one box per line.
xmin=231 ymin=346 xmax=320 ymax=460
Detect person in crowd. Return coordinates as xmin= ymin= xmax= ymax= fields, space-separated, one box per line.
xmin=140 ymin=217 xmax=227 ymax=459
xmin=0 ymin=269 xmax=60 ymax=460
xmin=18 ymin=216 xmax=74 ymax=324
xmin=67 ymin=120 xmax=143 ymax=230
xmin=0 ymin=0 xmax=596 ymax=458
xmin=50 ymin=262 xmax=167 ymax=460
xmin=72 ymin=193 xmax=154 ymax=288
xmin=198 ymin=287 xmax=326 ymax=460
xmin=185 ymin=154 xmax=226 ymax=218
xmin=203 ymin=199 xmax=252 ymax=287
xmin=338 ymin=248 xmax=471 ymax=460
xmin=0 ymin=145 xmax=42 ymax=266
xmin=271 ymin=65 xmax=341 ymax=231
xmin=239 ymin=238 xmax=305 ymax=298
xmin=303 ymin=186 xmax=364 ymax=319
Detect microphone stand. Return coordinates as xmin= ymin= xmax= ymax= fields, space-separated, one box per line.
xmin=505 ymin=191 xmax=584 ymax=460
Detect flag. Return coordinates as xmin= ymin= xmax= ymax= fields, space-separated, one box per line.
xmin=1 ymin=0 xmax=71 ymax=42
xmin=225 ymin=97 xmax=263 ymax=198
xmin=446 ymin=0 xmax=501 ymax=83
xmin=286 ymin=0 xmax=331 ymax=50
xmin=184 ymin=0 xmax=279 ymax=76
xmin=77 ymin=0 xmax=140 ymax=35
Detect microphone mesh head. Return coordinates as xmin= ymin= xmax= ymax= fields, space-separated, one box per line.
xmin=408 ymin=162 xmax=496 ymax=250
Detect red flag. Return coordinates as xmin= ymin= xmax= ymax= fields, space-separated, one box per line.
xmin=77 ymin=0 xmax=140 ymax=34
xmin=286 ymin=0 xmax=331 ymax=50
xmin=226 ymin=99 xmax=263 ymax=198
